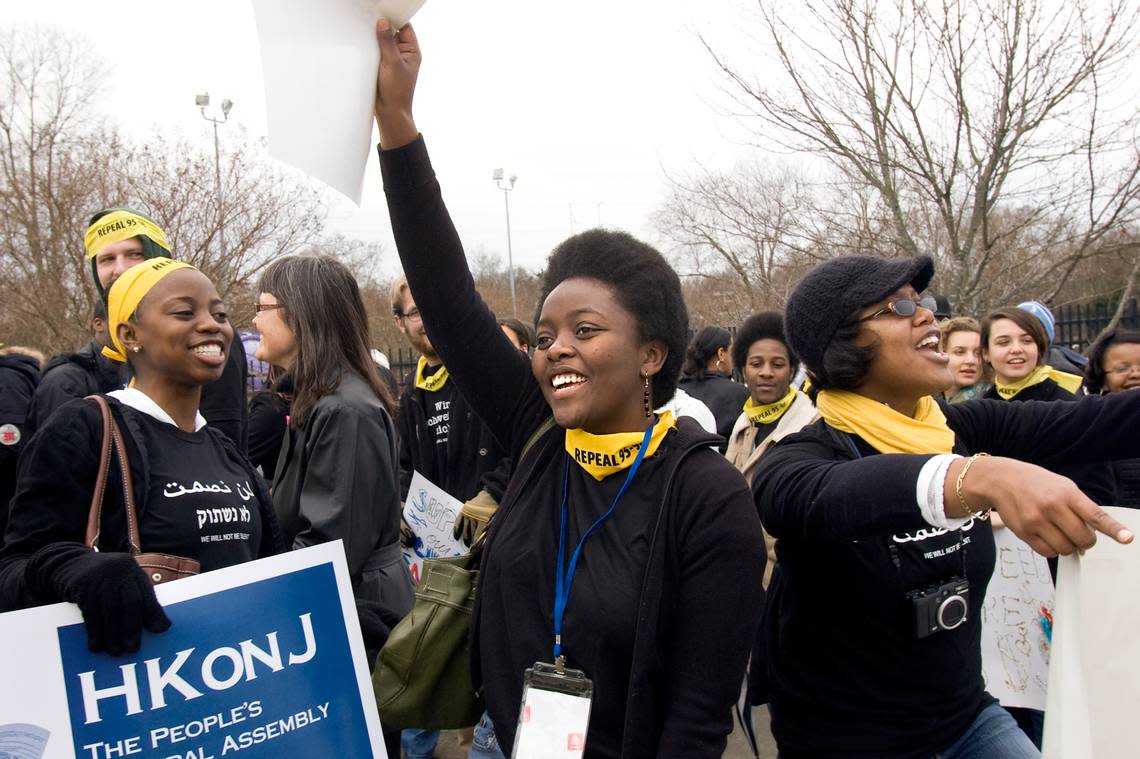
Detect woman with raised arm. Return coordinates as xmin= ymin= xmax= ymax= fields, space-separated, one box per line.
xmin=751 ymin=254 xmax=1137 ymax=757
xmin=373 ymin=20 xmax=764 ymax=759
xmin=0 ymin=258 xmax=282 ymax=655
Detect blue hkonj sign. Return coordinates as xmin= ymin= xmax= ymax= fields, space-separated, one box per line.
xmin=54 ymin=561 xmax=374 ymax=759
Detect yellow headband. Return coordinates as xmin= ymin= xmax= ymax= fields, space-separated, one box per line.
xmin=84 ymin=210 xmax=171 ymax=260
xmin=103 ymin=258 xmax=196 ymax=363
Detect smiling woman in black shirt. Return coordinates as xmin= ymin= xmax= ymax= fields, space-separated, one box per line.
xmin=752 ymin=254 xmax=1138 ymax=758
xmin=0 ymin=258 xmax=282 ymax=655
xmin=372 ymin=21 xmax=764 ymax=758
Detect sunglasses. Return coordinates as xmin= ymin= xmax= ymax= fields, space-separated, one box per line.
xmin=857 ymin=295 xmax=939 ymax=322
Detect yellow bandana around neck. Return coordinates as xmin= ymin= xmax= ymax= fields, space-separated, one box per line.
xmin=816 ymin=389 xmax=954 ymax=455
xmin=565 ymin=411 xmax=678 ymax=481
xmin=414 ymin=355 xmax=449 ymax=392
xmin=103 ymin=258 xmax=196 ymax=363
xmin=84 ymin=210 xmax=171 ymax=260
xmin=743 ymin=386 xmax=797 ymax=425
xmin=996 ymin=364 xmax=1083 ymax=399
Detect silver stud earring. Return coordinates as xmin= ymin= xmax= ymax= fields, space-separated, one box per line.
xmin=131 ymin=346 xmax=141 ymax=353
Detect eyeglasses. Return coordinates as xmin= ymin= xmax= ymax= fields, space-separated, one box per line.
xmin=397 ymin=308 xmax=422 ymax=324
xmin=857 ymin=295 xmax=939 ymax=322
xmin=255 ymin=303 xmax=285 ymax=314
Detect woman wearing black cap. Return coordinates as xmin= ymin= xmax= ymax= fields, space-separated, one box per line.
xmin=752 ymin=254 xmax=1138 ymax=757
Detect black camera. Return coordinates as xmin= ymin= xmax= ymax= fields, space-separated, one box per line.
xmin=906 ymin=576 xmax=970 ymax=639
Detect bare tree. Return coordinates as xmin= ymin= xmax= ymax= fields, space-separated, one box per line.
xmin=702 ymin=0 xmax=1140 ymax=314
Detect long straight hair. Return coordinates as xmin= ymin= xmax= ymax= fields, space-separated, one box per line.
xmin=258 ymin=255 xmax=394 ymax=424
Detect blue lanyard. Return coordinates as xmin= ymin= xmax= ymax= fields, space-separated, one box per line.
xmin=552 ymin=419 xmax=656 ymax=665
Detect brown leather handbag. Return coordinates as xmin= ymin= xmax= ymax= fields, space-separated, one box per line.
xmin=84 ymin=395 xmax=201 ymax=584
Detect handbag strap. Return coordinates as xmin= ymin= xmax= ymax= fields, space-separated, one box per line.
xmin=84 ymin=395 xmax=142 ymax=555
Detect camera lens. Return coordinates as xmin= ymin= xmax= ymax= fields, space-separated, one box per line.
xmin=937 ymin=595 xmax=968 ymax=630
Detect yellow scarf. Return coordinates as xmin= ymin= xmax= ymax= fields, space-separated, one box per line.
xmin=84 ymin=209 xmax=171 ymax=260
xmin=414 ymin=355 xmax=449 ymax=392
xmin=743 ymin=387 xmax=797 ymax=425
xmin=996 ymin=364 xmax=1083 ymax=399
xmin=816 ymin=389 xmax=955 ymax=454
xmin=103 ymin=258 xmax=196 ymax=363
xmin=565 ymin=411 xmax=677 ymax=480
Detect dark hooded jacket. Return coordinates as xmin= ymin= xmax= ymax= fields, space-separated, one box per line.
xmin=0 ymin=354 xmax=39 ymax=538
xmin=27 ymin=341 xmax=124 ymax=434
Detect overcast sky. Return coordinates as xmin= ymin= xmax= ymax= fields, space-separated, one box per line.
xmin=8 ymin=0 xmax=765 ymax=277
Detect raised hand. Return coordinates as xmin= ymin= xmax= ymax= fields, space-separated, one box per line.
xmin=374 ymin=17 xmax=421 ymax=148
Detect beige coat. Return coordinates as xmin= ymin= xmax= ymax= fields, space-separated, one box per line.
xmin=724 ymin=390 xmax=818 ymax=588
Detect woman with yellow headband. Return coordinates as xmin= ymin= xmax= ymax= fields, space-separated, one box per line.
xmin=750 ymin=254 xmax=1140 ymax=757
xmin=0 ymin=258 xmax=282 ymax=655
xmin=374 ymin=23 xmax=763 ymax=757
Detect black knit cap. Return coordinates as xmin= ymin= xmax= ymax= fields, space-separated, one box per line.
xmin=785 ymin=255 xmax=935 ymax=376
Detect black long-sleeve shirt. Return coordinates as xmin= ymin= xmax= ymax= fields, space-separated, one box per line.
xmin=380 ymin=136 xmax=764 ymax=758
xmin=752 ymin=393 xmax=1140 ymax=757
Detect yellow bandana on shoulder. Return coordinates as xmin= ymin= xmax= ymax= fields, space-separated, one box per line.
xmin=84 ymin=210 xmax=171 ymax=260
xmin=743 ymin=386 xmax=796 ymax=425
xmin=565 ymin=411 xmax=677 ymax=480
xmin=414 ymin=355 xmax=449 ymax=392
xmin=816 ymin=390 xmax=954 ymax=455
xmin=996 ymin=364 xmax=1083 ymax=399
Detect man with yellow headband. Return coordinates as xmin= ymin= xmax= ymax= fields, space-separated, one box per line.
xmin=78 ymin=207 xmax=249 ymax=450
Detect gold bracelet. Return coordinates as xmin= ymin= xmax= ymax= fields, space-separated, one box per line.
xmin=956 ymin=453 xmax=992 ymax=520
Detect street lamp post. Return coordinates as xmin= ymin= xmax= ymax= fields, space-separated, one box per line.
xmin=195 ymin=93 xmax=233 ymax=259
xmin=492 ymin=168 xmax=518 ymax=318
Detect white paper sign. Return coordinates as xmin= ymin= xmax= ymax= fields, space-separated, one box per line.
xmin=1043 ymin=507 xmax=1140 ymax=759
xmin=0 ymin=542 xmax=386 ymax=759
xmin=980 ymin=526 xmax=1055 ymax=710
xmin=251 ymin=0 xmax=427 ymax=203
xmin=402 ymin=470 xmax=467 ymax=583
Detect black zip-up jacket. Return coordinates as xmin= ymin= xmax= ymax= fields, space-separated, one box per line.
xmin=752 ymin=393 xmax=1140 ymax=757
xmin=0 ymin=354 xmax=39 ymax=538
xmin=380 ymin=135 xmax=764 ymax=758
xmin=678 ymin=371 xmax=749 ymax=446
xmin=28 ymin=341 xmax=124 ymax=434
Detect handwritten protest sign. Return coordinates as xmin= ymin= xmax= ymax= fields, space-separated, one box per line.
xmin=402 ymin=471 xmax=467 ymax=584
xmin=251 ymin=0 xmax=428 ymax=203
xmin=1044 ymin=507 xmax=1140 ymax=759
xmin=0 ymin=542 xmax=386 ymax=759
xmin=980 ymin=525 xmax=1054 ymax=710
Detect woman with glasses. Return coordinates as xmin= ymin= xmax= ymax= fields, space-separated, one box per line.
xmin=751 ymin=254 xmax=1138 ymax=757
xmin=253 ymin=256 xmax=412 ymax=661
xmin=1085 ymin=328 xmax=1140 ymax=507
xmin=373 ymin=21 xmax=764 ymax=758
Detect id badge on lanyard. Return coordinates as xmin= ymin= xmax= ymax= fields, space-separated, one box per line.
xmin=513 ymin=419 xmax=656 ymax=758
xmin=511 ymin=662 xmax=594 ymax=759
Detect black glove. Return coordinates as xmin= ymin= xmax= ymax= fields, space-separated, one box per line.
xmin=399 ymin=516 xmax=416 ymax=549
xmin=29 ymin=543 xmax=171 ymax=655
xmin=356 ymin=598 xmax=405 ymax=667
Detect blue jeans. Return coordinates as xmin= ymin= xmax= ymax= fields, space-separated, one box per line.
xmin=468 ymin=712 xmax=506 ymax=759
xmin=935 ymin=702 xmax=1040 ymax=759
xmin=401 ymin=728 xmax=440 ymax=759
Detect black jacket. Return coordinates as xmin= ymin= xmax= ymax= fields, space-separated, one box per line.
xmin=380 ymin=136 xmax=765 ymax=758
xmin=271 ymin=372 xmax=407 ymax=599
xmin=199 ymin=333 xmax=249 ymax=452
xmin=752 ymin=394 xmax=1140 ymax=757
xmin=0 ymin=354 xmax=39 ymax=538
xmin=27 ymin=341 xmax=123 ymax=434
xmin=678 ymin=371 xmax=749 ymax=445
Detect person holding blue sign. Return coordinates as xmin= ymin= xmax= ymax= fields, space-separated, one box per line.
xmin=373 ymin=20 xmax=765 ymax=758
xmin=0 ymin=258 xmax=283 ymax=655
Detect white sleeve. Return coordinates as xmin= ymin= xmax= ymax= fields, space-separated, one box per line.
xmin=916 ymin=453 xmax=971 ymax=530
